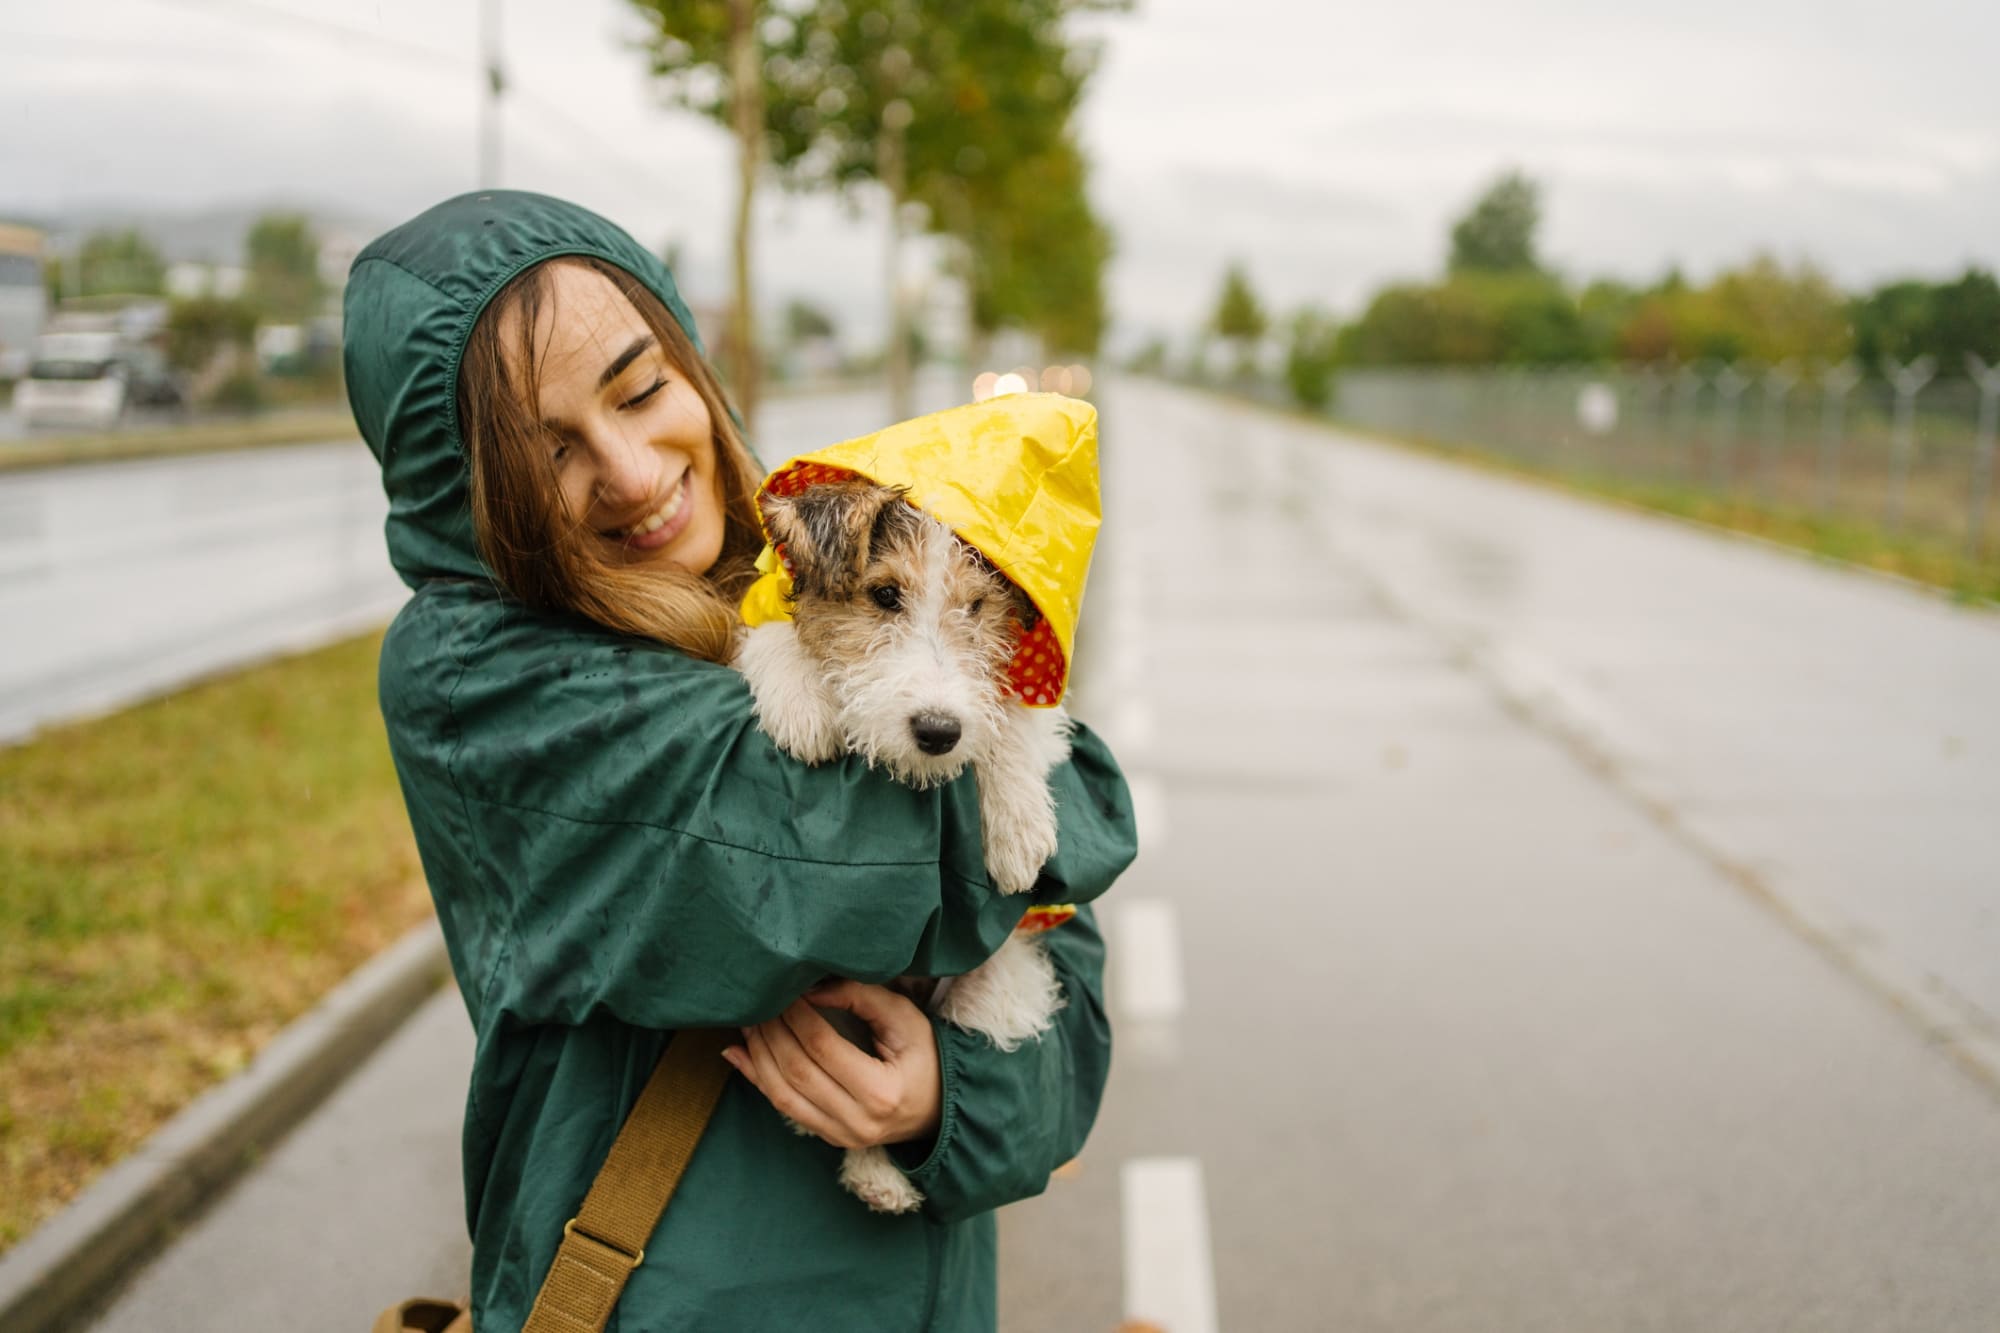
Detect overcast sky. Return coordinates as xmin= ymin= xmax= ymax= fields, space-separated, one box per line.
xmin=5 ymin=0 xmax=1998 ymax=348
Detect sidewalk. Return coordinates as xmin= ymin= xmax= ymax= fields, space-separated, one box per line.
xmin=83 ymin=990 xmax=472 ymax=1331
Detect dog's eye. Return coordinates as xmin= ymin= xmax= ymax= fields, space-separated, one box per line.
xmin=968 ymin=598 xmax=985 ymax=615
xmin=870 ymin=584 xmax=902 ymax=612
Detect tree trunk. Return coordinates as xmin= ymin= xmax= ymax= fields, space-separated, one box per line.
xmin=726 ymin=0 xmax=761 ymax=431
xmin=880 ymin=102 xmax=912 ymax=422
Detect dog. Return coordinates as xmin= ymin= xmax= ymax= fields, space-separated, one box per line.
xmin=733 ymin=477 xmax=1075 ymax=1213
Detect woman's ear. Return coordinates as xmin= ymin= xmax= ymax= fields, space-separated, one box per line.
xmin=761 ymin=480 xmax=909 ymax=598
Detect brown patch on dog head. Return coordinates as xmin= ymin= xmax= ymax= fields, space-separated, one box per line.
xmin=761 ymin=479 xmax=918 ymax=600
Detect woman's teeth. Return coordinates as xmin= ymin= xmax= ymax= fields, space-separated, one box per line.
xmin=619 ymin=476 xmax=687 ymax=537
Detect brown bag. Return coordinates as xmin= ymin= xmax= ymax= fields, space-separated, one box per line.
xmin=372 ymin=1029 xmax=734 ymax=1333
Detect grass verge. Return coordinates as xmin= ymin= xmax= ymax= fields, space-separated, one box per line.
xmin=0 ymin=408 xmax=358 ymax=474
xmin=0 ymin=629 xmax=429 ymax=1254
xmin=1201 ymin=385 xmax=2000 ymax=607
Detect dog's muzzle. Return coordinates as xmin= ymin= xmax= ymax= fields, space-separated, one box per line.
xmin=910 ymin=712 xmax=962 ymax=756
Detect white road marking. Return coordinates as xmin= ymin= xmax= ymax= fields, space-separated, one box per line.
xmin=1114 ymin=898 xmax=1184 ymax=1022
xmin=1122 ymin=1157 xmax=1220 ymax=1333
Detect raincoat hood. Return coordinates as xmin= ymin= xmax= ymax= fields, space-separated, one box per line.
xmin=739 ymin=394 xmax=1100 ymax=706
xmin=342 ymin=189 xmax=709 ymax=589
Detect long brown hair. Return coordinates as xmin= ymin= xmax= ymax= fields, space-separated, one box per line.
xmin=458 ymin=256 xmax=765 ymax=663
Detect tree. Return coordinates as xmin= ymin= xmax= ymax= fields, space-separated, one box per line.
xmin=1211 ymin=263 xmax=1266 ymax=376
xmin=763 ymin=0 xmax=1109 ymax=409
xmin=628 ymin=0 xmax=778 ymax=426
xmin=78 ymin=229 xmax=166 ymax=297
xmin=1852 ymin=267 xmax=2000 ymax=373
xmin=784 ymin=298 xmax=837 ymax=343
xmin=1284 ymin=307 xmax=1340 ymax=409
xmin=244 ymin=212 xmax=324 ymax=321
xmin=166 ymin=296 xmax=258 ymax=373
xmin=960 ymin=135 xmax=1111 ymax=358
xmin=1448 ymin=170 xmax=1541 ymax=276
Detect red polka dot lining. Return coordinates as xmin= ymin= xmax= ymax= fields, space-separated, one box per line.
xmin=761 ymin=461 xmax=1067 ymax=704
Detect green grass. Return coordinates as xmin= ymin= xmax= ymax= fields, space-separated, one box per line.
xmin=0 ymin=407 xmax=358 ymax=474
xmin=0 ymin=630 xmax=430 ymax=1252
xmin=1202 ymin=385 xmax=2000 ymax=607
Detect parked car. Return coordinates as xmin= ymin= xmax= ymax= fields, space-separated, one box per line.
xmin=12 ymin=330 xmax=186 ymax=428
xmin=13 ymin=331 xmax=128 ymax=428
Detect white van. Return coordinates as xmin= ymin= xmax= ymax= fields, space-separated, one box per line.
xmin=13 ymin=331 xmax=130 ymax=429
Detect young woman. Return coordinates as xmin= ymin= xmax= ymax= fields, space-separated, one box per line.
xmin=343 ymin=189 xmax=1135 ymax=1331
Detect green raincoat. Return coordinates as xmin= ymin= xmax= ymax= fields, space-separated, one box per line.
xmin=343 ymin=190 xmax=1136 ymax=1332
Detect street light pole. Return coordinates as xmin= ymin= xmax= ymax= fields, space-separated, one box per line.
xmin=479 ymin=0 xmax=505 ymax=188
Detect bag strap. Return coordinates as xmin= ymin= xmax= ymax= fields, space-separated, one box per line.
xmin=521 ymin=1027 xmax=735 ymax=1333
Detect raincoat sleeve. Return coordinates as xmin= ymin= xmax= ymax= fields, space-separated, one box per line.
xmin=378 ymin=586 xmax=1137 ymax=1035
xmin=889 ymin=902 xmax=1112 ymax=1225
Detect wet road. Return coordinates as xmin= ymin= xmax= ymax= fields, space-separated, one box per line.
xmin=77 ymin=377 xmax=2000 ymax=1331
xmin=0 ymin=383 xmax=946 ymax=744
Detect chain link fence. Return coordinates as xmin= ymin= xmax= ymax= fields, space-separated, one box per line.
xmin=1303 ymin=364 xmax=2000 ymax=558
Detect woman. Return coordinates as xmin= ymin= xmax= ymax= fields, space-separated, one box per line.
xmin=343 ymin=189 xmax=1135 ymax=1331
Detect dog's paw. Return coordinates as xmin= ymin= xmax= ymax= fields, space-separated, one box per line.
xmin=983 ymin=801 xmax=1059 ymax=895
xmin=840 ymin=1147 xmax=925 ymax=1214
xmin=736 ymin=624 xmax=845 ymax=764
xmin=938 ymin=934 xmax=1063 ymax=1052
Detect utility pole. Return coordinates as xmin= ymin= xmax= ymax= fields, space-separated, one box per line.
xmin=479 ymin=0 xmax=506 ymax=188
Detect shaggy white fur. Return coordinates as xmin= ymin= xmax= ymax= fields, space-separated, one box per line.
xmin=731 ymin=497 xmax=1077 ymax=1214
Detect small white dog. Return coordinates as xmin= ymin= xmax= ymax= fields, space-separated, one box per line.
xmin=734 ymin=476 xmax=1075 ymax=1213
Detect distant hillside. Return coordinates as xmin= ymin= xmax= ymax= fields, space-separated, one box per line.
xmin=0 ymin=199 xmax=390 ymax=264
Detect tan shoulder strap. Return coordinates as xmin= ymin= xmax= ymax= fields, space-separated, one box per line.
xmin=521 ymin=1027 xmax=735 ymax=1333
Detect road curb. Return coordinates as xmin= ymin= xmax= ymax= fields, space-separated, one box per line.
xmin=0 ymin=919 xmax=452 ymax=1333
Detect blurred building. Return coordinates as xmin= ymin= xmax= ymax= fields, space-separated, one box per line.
xmin=0 ymin=222 xmax=50 ymax=379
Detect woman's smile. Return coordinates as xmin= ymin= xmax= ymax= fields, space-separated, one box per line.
xmin=605 ymin=467 xmax=694 ymax=550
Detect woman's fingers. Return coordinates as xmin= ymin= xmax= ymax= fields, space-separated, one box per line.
xmin=805 ymin=978 xmax=930 ymax=1058
xmin=778 ymin=1001 xmax=899 ymax=1124
xmin=733 ymin=1019 xmax=852 ymax=1144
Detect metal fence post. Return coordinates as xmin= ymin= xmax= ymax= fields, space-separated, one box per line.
xmin=1711 ymin=364 xmax=1750 ymax=490
xmin=1757 ymin=362 xmax=1797 ymax=503
xmin=1816 ymin=362 xmax=1859 ymax=512
xmin=1673 ymin=364 xmax=1703 ymax=482
xmin=1883 ymin=356 xmax=1937 ymax=535
xmin=1967 ymin=354 xmax=2000 ymax=557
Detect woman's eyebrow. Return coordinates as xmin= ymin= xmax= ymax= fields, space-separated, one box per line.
xmin=597 ymin=334 xmax=657 ymax=390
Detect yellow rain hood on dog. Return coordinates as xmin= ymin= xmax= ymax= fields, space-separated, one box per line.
xmin=740 ymin=392 xmax=1100 ymax=708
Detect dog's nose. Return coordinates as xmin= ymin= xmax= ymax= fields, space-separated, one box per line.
xmin=910 ymin=713 xmax=962 ymax=756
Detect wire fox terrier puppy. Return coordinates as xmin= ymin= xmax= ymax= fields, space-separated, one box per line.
xmin=734 ymin=477 xmax=1075 ymax=1213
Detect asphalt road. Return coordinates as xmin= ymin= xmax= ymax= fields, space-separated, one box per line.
xmin=78 ymin=378 xmax=2000 ymax=1330
xmin=0 ymin=382 xmax=949 ymax=745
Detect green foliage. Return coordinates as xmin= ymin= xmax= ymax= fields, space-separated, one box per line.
xmin=77 ymin=229 xmax=166 ymax=297
xmin=784 ymin=298 xmax=837 ymax=342
xmin=963 ymin=135 xmax=1111 ymax=355
xmin=1448 ymin=170 xmax=1541 ymax=276
xmin=1283 ymin=307 xmax=1340 ymax=409
xmin=165 ymin=297 xmax=258 ymax=373
xmin=1852 ymin=267 xmax=2000 ymax=372
xmin=1611 ymin=256 xmax=1851 ymax=365
xmin=1338 ymin=273 xmax=1590 ymax=366
xmin=244 ymin=213 xmax=324 ymax=320
xmin=1211 ymin=262 xmax=1267 ymax=343
xmin=1126 ymin=336 xmax=1168 ymax=375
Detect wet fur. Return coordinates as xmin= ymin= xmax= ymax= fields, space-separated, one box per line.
xmin=734 ymin=479 xmax=1072 ymax=1213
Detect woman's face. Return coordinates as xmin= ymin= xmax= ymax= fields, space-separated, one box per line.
xmin=501 ymin=262 xmax=726 ymax=575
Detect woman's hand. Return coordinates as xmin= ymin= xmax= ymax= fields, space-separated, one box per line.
xmin=723 ymin=979 xmax=943 ymax=1150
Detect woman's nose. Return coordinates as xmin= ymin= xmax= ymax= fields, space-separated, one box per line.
xmin=590 ymin=428 xmax=664 ymax=511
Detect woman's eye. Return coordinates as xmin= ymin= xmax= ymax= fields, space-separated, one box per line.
xmin=870 ymin=584 xmax=902 ymax=612
xmin=620 ymin=377 xmax=667 ymax=410
xmin=550 ymin=441 xmax=570 ymax=463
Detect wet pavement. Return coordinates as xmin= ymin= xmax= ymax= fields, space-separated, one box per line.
xmin=74 ymin=377 xmax=2000 ymax=1331
xmin=0 ymin=383 xmax=946 ymax=745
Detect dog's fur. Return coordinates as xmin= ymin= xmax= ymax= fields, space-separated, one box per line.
xmin=734 ymin=478 xmax=1073 ymax=1213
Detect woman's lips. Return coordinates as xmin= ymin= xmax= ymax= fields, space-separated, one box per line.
xmin=620 ymin=471 xmax=694 ymax=552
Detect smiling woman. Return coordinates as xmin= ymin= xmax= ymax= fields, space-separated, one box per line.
xmin=457 ymin=255 xmax=767 ymax=663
